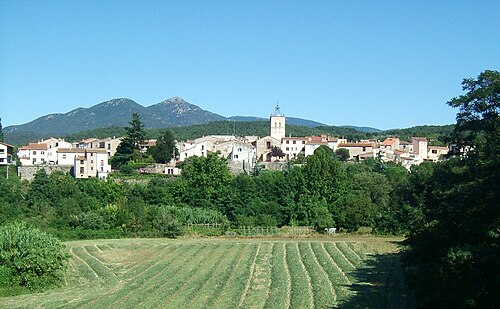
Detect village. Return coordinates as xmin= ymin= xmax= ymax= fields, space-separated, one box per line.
xmin=0 ymin=105 xmax=449 ymax=181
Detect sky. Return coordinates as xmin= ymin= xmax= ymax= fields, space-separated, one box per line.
xmin=1 ymin=1 xmax=499 ymax=130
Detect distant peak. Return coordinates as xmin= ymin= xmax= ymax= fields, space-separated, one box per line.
xmin=166 ymin=96 xmax=186 ymax=103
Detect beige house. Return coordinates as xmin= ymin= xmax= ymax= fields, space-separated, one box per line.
xmin=0 ymin=142 xmax=14 ymax=166
xmin=337 ymin=143 xmax=376 ymax=160
xmin=427 ymin=146 xmax=449 ymax=162
xmin=411 ymin=137 xmax=428 ymax=160
xmin=73 ymin=149 xmax=111 ymax=179
xmin=254 ymin=136 xmax=281 ymax=162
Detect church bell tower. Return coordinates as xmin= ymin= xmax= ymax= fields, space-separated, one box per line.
xmin=270 ymin=102 xmax=285 ymax=141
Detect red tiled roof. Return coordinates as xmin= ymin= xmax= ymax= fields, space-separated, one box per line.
xmin=23 ymin=143 xmax=49 ymax=150
xmin=338 ymin=143 xmax=374 ymax=148
xmin=381 ymin=138 xmax=399 ymax=146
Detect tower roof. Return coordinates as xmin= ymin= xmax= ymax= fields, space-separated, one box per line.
xmin=271 ymin=101 xmax=284 ymax=116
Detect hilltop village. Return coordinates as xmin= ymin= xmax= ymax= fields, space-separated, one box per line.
xmin=3 ymin=105 xmax=449 ymax=181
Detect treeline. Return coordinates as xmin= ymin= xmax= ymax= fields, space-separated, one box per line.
xmin=0 ymin=146 xmax=424 ymax=240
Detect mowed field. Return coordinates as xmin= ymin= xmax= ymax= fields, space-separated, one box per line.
xmin=0 ymin=237 xmax=409 ymax=308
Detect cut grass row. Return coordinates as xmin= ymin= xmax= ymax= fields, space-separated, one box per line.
xmin=0 ymin=238 xmax=408 ymax=309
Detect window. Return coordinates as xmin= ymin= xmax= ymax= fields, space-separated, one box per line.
xmin=266 ymin=141 xmax=271 ymax=149
xmin=33 ymin=151 xmax=37 ymax=155
xmin=201 ymin=145 xmax=205 ymax=150
xmin=90 ymin=152 xmax=94 ymax=156
xmin=302 ymin=141 xmax=305 ymax=144
xmin=101 ymin=160 xmax=104 ymax=166
xmin=80 ymin=160 xmax=84 ymax=164
xmin=100 ymin=142 xmax=105 ymax=148
xmin=234 ymin=155 xmax=239 ymax=159
xmin=362 ymin=147 xmax=366 ymax=152
xmin=432 ymin=150 xmax=438 ymax=154
xmin=293 ymin=141 xmax=296 ymax=144
xmin=91 ymin=167 xmax=93 ymax=171
xmin=41 ymin=151 xmax=45 ymax=155
xmin=63 ymin=154 xmax=67 ymax=159
xmin=80 ymin=167 xmax=84 ymax=174
xmin=286 ymin=140 xmax=289 ymax=144
xmin=0 ymin=149 xmax=4 ymax=153
xmin=238 ymin=148 xmax=242 ymax=152
xmin=91 ymin=160 xmax=93 ymax=164
xmin=286 ymin=147 xmax=289 ymax=151
xmin=107 ymin=144 xmax=111 ymax=150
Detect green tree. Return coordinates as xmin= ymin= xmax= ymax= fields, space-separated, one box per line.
xmin=147 ymin=130 xmax=178 ymax=163
xmin=403 ymin=70 xmax=500 ymax=308
xmin=180 ymin=152 xmax=232 ymax=209
xmin=334 ymin=148 xmax=350 ymax=161
xmin=111 ymin=113 xmax=146 ymax=167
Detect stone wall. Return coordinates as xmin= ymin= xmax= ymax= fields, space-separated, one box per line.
xmin=18 ymin=165 xmax=73 ymax=181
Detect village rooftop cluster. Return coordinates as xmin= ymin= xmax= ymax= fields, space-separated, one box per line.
xmin=0 ymin=105 xmax=449 ymax=180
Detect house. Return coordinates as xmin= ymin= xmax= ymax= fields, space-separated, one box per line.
xmin=0 ymin=142 xmax=14 ymax=165
xmin=140 ymin=139 xmax=157 ymax=153
xmin=380 ymin=138 xmax=400 ymax=151
xmin=337 ymin=143 xmax=376 ymax=160
xmin=73 ymin=149 xmax=111 ymax=179
xmin=411 ymin=137 xmax=428 ymax=160
xmin=17 ymin=143 xmax=49 ymax=165
xmin=178 ymin=136 xmax=222 ymax=162
xmin=281 ymin=137 xmax=307 ymax=160
xmin=254 ymin=136 xmax=281 ymax=162
xmin=427 ymin=146 xmax=449 ymax=162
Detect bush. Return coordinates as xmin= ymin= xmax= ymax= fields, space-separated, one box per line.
xmin=153 ymin=208 xmax=183 ymax=238
xmin=0 ymin=222 xmax=69 ymax=289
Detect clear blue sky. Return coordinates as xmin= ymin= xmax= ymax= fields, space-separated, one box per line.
xmin=1 ymin=1 xmax=499 ymax=130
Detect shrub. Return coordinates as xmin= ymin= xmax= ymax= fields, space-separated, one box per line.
xmin=0 ymin=222 xmax=69 ymax=289
xmin=153 ymin=208 xmax=183 ymax=238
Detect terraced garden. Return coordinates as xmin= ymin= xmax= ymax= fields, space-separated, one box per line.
xmin=0 ymin=237 xmax=409 ymax=308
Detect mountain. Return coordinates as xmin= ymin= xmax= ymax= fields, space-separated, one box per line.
xmin=4 ymin=97 xmax=226 ymax=144
xmin=228 ymin=116 xmax=326 ymax=128
xmin=147 ymin=96 xmax=225 ymax=127
xmin=341 ymin=125 xmax=382 ymax=133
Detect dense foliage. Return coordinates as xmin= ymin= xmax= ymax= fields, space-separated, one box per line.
xmin=403 ymin=70 xmax=500 ymax=307
xmin=0 ymin=222 xmax=68 ymax=291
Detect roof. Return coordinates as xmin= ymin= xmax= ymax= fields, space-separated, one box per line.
xmin=57 ymin=148 xmax=107 ymax=154
xmin=411 ymin=137 xmax=428 ymax=142
xmin=338 ymin=143 xmax=374 ymax=148
xmin=0 ymin=142 xmax=14 ymax=148
xmin=428 ymin=146 xmax=449 ymax=150
xmin=381 ymin=137 xmax=399 ymax=146
xmin=80 ymin=138 xmax=97 ymax=143
xmin=20 ymin=143 xmax=49 ymax=150
xmin=306 ymin=141 xmax=328 ymax=145
xmin=283 ymin=137 xmax=307 ymax=141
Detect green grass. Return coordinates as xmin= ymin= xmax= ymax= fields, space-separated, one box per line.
xmin=0 ymin=236 xmax=409 ymax=309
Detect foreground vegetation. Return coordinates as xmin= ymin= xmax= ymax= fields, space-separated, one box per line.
xmin=0 ymin=237 xmax=408 ymax=309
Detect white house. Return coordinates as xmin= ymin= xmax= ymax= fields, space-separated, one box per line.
xmin=17 ymin=143 xmax=49 ymax=165
xmin=337 ymin=143 xmax=376 ymax=160
xmin=281 ymin=137 xmax=307 ymax=160
xmin=427 ymin=146 xmax=449 ymax=162
xmin=0 ymin=142 xmax=14 ymax=166
xmin=215 ymin=140 xmax=256 ymax=166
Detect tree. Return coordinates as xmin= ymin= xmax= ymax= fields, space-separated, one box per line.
xmin=111 ymin=113 xmax=146 ymax=167
xmin=147 ymin=130 xmax=177 ymax=163
xmin=270 ymin=146 xmax=285 ymax=159
xmin=403 ymin=70 xmax=500 ymax=308
xmin=335 ymin=148 xmax=350 ymax=161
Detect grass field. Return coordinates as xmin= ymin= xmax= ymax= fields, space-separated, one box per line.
xmin=0 ymin=236 xmax=409 ymax=308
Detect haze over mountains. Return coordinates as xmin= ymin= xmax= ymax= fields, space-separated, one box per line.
xmin=4 ymin=96 xmax=380 ymax=134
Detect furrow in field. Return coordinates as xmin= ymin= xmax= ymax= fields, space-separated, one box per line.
xmin=286 ymin=242 xmax=314 ymax=309
xmin=298 ymin=242 xmax=335 ymax=308
xmin=338 ymin=242 xmax=363 ymax=266
xmin=188 ymin=243 xmax=248 ymax=309
xmin=164 ymin=244 xmax=238 ymax=308
xmin=137 ymin=243 xmax=222 ymax=308
xmin=209 ymin=243 xmax=257 ymax=309
xmin=70 ymin=247 xmax=100 ymax=282
xmin=72 ymin=246 xmax=116 ymax=282
xmin=322 ymin=243 xmax=353 ymax=284
xmin=103 ymin=243 xmax=205 ymax=309
xmin=264 ymin=242 xmax=291 ymax=309
xmin=307 ymin=242 xmax=337 ymax=307
xmin=239 ymin=242 xmax=274 ymax=309
xmin=81 ymin=243 xmax=189 ymax=309
xmin=237 ymin=243 xmax=262 ymax=308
